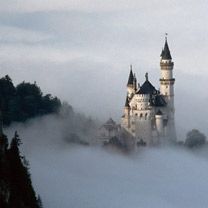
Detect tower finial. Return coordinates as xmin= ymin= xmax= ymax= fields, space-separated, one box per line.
xmin=130 ymin=64 xmax=132 ymax=71
xmin=145 ymin=72 xmax=148 ymax=81
xmin=165 ymin=33 xmax=168 ymax=41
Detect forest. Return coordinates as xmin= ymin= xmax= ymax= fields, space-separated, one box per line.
xmin=0 ymin=75 xmax=61 ymax=125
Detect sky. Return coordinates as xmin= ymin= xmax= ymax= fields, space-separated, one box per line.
xmin=1 ymin=0 xmax=208 ymax=138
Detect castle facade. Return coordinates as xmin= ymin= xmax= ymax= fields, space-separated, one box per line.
xmin=121 ymin=38 xmax=177 ymax=145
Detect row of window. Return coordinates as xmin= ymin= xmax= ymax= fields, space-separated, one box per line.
xmin=131 ymin=113 xmax=148 ymax=124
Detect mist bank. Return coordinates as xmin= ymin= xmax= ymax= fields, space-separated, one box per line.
xmin=4 ymin=108 xmax=100 ymax=155
xmin=3 ymin=111 xmax=208 ymax=208
xmin=18 ymin=145 xmax=208 ymax=208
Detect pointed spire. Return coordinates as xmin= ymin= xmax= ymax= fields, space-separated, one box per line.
xmin=133 ymin=73 xmax=137 ymax=90
xmin=125 ymin=95 xmax=130 ymax=108
xmin=161 ymin=34 xmax=172 ymax=60
xmin=127 ymin=65 xmax=134 ymax=85
xmin=160 ymin=47 xmax=164 ymax=57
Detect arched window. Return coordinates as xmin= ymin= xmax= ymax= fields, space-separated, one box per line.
xmin=145 ymin=113 xmax=148 ymax=120
xmin=140 ymin=113 xmax=143 ymax=118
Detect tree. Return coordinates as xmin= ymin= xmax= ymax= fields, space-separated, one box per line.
xmin=0 ymin=75 xmax=62 ymax=125
xmin=185 ymin=129 xmax=206 ymax=148
xmin=7 ymin=131 xmax=40 ymax=208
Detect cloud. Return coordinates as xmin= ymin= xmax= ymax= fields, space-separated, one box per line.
xmin=0 ymin=0 xmax=182 ymax=13
xmin=5 ymin=114 xmax=208 ymax=208
xmin=0 ymin=25 xmax=52 ymax=43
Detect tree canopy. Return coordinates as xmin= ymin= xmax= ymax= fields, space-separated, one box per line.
xmin=185 ymin=129 xmax=206 ymax=148
xmin=0 ymin=75 xmax=61 ymax=125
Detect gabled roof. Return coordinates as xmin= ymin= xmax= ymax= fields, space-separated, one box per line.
xmin=161 ymin=39 xmax=172 ymax=60
xmin=137 ymin=80 xmax=157 ymax=95
xmin=105 ymin=118 xmax=116 ymax=125
xmin=101 ymin=118 xmax=117 ymax=131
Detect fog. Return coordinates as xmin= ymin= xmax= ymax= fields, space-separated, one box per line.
xmin=4 ymin=113 xmax=208 ymax=208
xmin=2 ymin=1 xmax=208 ymax=207
xmin=30 ymin=146 xmax=208 ymax=208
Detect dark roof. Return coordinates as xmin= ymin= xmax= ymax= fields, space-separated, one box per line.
xmin=102 ymin=118 xmax=117 ymax=131
xmin=161 ymin=39 xmax=172 ymax=60
xmin=105 ymin=118 xmax=116 ymax=125
xmin=125 ymin=96 xmax=130 ymax=108
xmin=150 ymin=94 xmax=166 ymax=107
xmin=127 ymin=69 xmax=134 ymax=85
xmin=137 ymin=80 xmax=157 ymax=95
xmin=156 ymin=110 xmax=163 ymax=115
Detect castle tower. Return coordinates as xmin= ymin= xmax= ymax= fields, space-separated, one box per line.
xmin=160 ymin=36 xmax=176 ymax=141
xmin=127 ymin=65 xmax=135 ymax=98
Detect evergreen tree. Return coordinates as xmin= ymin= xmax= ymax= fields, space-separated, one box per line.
xmin=0 ymin=75 xmax=62 ymax=125
xmin=0 ymin=134 xmax=9 ymax=208
xmin=7 ymin=131 xmax=40 ymax=208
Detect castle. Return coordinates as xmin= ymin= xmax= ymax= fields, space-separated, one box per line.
xmin=121 ymin=37 xmax=177 ymax=146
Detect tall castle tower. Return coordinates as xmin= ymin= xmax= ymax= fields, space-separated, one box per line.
xmin=159 ymin=37 xmax=176 ymax=141
xmin=121 ymin=37 xmax=177 ymax=146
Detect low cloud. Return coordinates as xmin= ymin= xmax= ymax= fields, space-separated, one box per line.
xmin=4 ymin=112 xmax=208 ymax=208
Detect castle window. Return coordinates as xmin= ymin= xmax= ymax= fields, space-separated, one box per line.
xmin=145 ymin=113 xmax=148 ymax=120
xmin=135 ymin=113 xmax=138 ymax=116
xmin=140 ymin=113 xmax=143 ymax=118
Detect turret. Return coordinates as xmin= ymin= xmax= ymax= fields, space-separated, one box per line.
xmin=127 ymin=65 xmax=136 ymax=98
xmin=160 ymin=36 xmax=175 ymax=110
xmin=159 ymin=35 xmax=177 ymax=141
xmin=155 ymin=110 xmax=164 ymax=136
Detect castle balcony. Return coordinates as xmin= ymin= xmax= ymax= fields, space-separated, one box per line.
xmin=160 ymin=78 xmax=175 ymax=85
xmin=160 ymin=62 xmax=174 ymax=67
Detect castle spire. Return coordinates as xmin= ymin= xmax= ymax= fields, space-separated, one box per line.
xmin=161 ymin=34 xmax=172 ymax=60
xmin=133 ymin=73 xmax=137 ymax=90
xmin=127 ymin=65 xmax=134 ymax=86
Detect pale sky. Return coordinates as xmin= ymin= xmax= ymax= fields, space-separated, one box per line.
xmin=1 ymin=0 xmax=208 ymax=138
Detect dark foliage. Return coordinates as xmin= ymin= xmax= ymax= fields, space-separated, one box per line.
xmin=0 ymin=131 xmax=42 ymax=208
xmin=0 ymin=75 xmax=61 ymax=125
xmin=185 ymin=129 xmax=206 ymax=148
